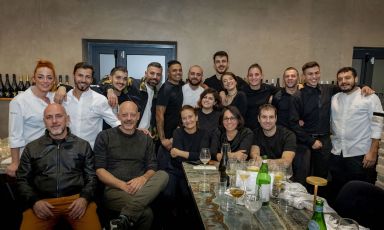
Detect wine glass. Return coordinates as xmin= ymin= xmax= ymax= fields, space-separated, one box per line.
xmin=284 ymin=163 xmax=293 ymax=182
xmin=199 ymin=148 xmax=211 ymax=192
xmin=199 ymin=148 xmax=211 ymax=168
xmin=271 ymin=163 xmax=285 ymax=199
xmin=229 ymin=186 xmax=245 ymax=213
xmin=247 ymin=159 xmax=260 ymax=172
xmin=226 ymin=159 xmax=237 ymax=186
xmin=336 ymin=217 xmax=359 ymax=230
xmin=238 ymin=162 xmax=250 ymax=193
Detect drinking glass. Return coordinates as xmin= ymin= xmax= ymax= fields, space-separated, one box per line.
xmin=229 ymin=186 xmax=245 ymax=213
xmin=271 ymin=164 xmax=285 ymax=199
xmin=284 ymin=163 xmax=293 ymax=182
xmin=217 ymin=180 xmax=230 ymax=211
xmin=336 ymin=217 xmax=359 ymax=230
xmin=199 ymin=148 xmax=211 ymax=168
xmin=199 ymin=148 xmax=211 ymax=192
xmin=238 ymin=162 xmax=250 ymax=192
xmin=226 ymin=159 xmax=237 ymax=186
xmin=247 ymin=159 xmax=260 ymax=172
xmin=244 ymin=188 xmax=262 ymax=213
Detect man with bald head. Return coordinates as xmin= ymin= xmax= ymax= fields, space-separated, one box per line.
xmin=182 ymin=65 xmax=204 ymax=107
xmin=16 ymin=103 xmax=101 ymax=230
xmin=94 ymin=101 xmax=169 ymax=230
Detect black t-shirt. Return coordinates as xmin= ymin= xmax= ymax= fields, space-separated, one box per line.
xmin=167 ymin=128 xmax=210 ymax=176
xmin=197 ymin=109 xmax=221 ymax=136
xmin=173 ymin=128 xmax=210 ymax=161
xmin=204 ymin=75 xmax=248 ymax=92
xmin=157 ymin=81 xmax=183 ymax=139
xmin=243 ymin=83 xmax=278 ymax=130
xmin=253 ymin=126 xmax=296 ymax=159
xmin=271 ymin=88 xmax=292 ymax=128
xmin=204 ymin=75 xmax=223 ymax=92
xmin=210 ymin=127 xmax=254 ymax=160
xmin=230 ymin=91 xmax=247 ymax=118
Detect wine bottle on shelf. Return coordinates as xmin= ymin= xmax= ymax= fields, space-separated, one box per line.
xmin=58 ymin=75 xmax=63 ymax=84
xmin=4 ymin=74 xmax=13 ymax=98
xmin=0 ymin=74 xmax=4 ymax=98
xmin=276 ymin=78 xmax=280 ymax=88
xmin=65 ymin=75 xmax=69 ymax=85
xmin=18 ymin=75 xmax=25 ymax=94
xmin=4 ymin=74 xmax=14 ymax=98
xmin=24 ymin=74 xmax=31 ymax=90
xmin=11 ymin=74 xmax=19 ymax=97
xmin=256 ymin=155 xmax=271 ymax=206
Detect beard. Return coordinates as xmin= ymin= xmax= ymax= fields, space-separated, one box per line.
xmin=340 ymin=83 xmax=356 ymax=93
xmin=147 ymin=79 xmax=159 ymax=87
xmin=48 ymin=126 xmax=67 ymax=137
xmin=189 ymin=79 xmax=202 ymax=86
xmin=217 ymin=66 xmax=228 ymax=74
xmin=75 ymin=82 xmax=90 ymax=91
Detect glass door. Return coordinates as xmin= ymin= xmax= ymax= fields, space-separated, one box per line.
xmin=353 ymin=47 xmax=384 ymax=86
xmin=83 ymin=39 xmax=177 ymax=83
xmin=352 ymin=47 xmax=384 ymax=106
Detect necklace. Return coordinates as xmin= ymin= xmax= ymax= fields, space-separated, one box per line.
xmin=227 ymin=90 xmax=237 ymax=97
xmin=225 ymin=91 xmax=237 ymax=105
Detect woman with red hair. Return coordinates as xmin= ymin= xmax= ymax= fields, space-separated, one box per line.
xmin=7 ymin=60 xmax=58 ymax=177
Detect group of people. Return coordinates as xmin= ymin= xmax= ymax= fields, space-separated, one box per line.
xmin=6 ymin=50 xmax=383 ymax=230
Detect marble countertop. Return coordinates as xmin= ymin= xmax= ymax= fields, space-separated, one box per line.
xmin=182 ymin=162 xmax=312 ymax=230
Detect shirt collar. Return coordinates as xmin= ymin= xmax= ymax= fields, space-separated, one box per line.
xmin=40 ymin=128 xmax=75 ymax=145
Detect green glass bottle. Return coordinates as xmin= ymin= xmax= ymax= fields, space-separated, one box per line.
xmin=256 ymin=155 xmax=271 ymax=206
xmin=307 ymin=199 xmax=327 ymax=230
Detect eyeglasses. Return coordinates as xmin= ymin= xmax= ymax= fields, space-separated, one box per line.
xmin=223 ymin=117 xmax=237 ymax=122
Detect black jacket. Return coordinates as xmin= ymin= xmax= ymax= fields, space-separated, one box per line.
xmin=16 ymin=130 xmax=97 ymax=209
xmin=289 ymin=84 xmax=338 ymax=147
xmin=131 ymin=77 xmax=158 ymax=132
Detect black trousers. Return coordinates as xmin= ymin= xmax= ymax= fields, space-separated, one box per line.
xmin=328 ymin=153 xmax=377 ymax=206
xmin=292 ymin=144 xmax=311 ymax=186
xmin=310 ymin=135 xmax=332 ymax=179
